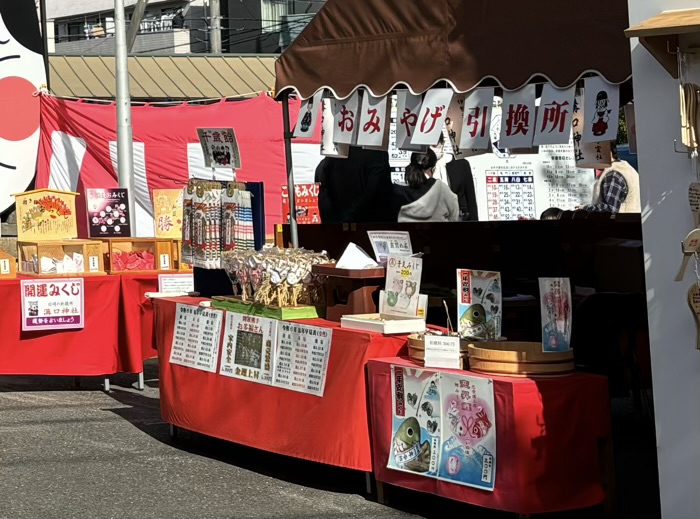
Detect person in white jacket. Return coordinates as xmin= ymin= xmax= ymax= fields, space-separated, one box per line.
xmin=393 ymin=149 xmax=460 ymax=223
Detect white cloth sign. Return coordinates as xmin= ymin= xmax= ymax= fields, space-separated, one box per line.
xmin=445 ymin=94 xmax=466 ymax=157
xmin=321 ymin=99 xmax=349 ymax=158
xmin=460 ymin=88 xmax=494 ymax=150
xmin=534 ymin=85 xmax=575 ymax=146
xmin=332 ymin=92 xmax=361 ymax=145
xmin=396 ymin=90 xmax=424 ymax=151
xmin=357 ymin=94 xmax=389 ymax=147
xmin=293 ymin=91 xmax=323 ymax=138
xmin=196 ymin=128 xmax=241 ymax=169
xmin=582 ymin=77 xmax=619 ymax=144
xmin=411 ymin=89 xmax=454 ymax=145
xmin=573 ymin=93 xmax=612 ymax=169
xmin=500 ymin=86 xmax=536 ymax=149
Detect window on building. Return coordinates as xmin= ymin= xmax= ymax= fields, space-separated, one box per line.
xmin=260 ymin=0 xmax=289 ymax=33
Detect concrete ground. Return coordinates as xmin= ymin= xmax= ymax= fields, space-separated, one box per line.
xmin=0 ymin=360 xmax=659 ymax=519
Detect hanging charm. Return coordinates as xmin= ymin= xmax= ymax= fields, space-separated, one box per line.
xmin=675 ymin=229 xmax=700 ymax=281
xmin=689 ymin=182 xmax=700 ymax=227
xmin=688 ymin=284 xmax=700 ymax=350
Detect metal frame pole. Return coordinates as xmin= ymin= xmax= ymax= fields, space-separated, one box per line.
xmin=281 ymin=93 xmax=299 ymax=248
xmin=39 ymin=0 xmax=50 ymax=90
xmin=114 ymin=0 xmax=137 ymax=226
xmin=209 ymin=0 xmax=222 ymax=53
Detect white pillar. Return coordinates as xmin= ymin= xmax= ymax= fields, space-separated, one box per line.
xmin=627 ymin=0 xmax=700 ymax=517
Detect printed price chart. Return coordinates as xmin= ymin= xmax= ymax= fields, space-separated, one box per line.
xmin=485 ymin=170 xmax=536 ymax=221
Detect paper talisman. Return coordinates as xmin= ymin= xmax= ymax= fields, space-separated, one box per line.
xmin=688 ymin=284 xmax=700 ymax=350
xmin=675 ymin=229 xmax=700 ymax=282
xmin=689 ymin=182 xmax=700 ymax=228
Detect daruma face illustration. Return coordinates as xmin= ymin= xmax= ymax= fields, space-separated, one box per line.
xmin=0 ymin=2 xmax=46 ymax=214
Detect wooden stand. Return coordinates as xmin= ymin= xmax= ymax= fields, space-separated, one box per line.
xmin=17 ymin=239 xmax=105 ymax=276
xmin=102 ymin=238 xmax=178 ymax=274
xmin=312 ymin=264 xmax=385 ymax=322
xmin=0 ymin=249 xmax=17 ymax=279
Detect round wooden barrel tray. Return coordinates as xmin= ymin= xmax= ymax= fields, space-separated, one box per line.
xmin=467 ymin=341 xmax=574 ymax=377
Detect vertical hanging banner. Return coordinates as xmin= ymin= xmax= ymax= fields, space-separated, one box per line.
xmin=582 ymin=77 xmax=619 ymax=143
xmin=332 ymin=91 xmax=361 ymax=145
xmin=321 ymin=99 xmax=349 ymax=158
xmin=534 ymin=85 xmax=575 ymax=146
xmin=445 ymin=94 xmax=466 ymax=157
xmin=358 ymin=94 xmax=390 ymax=147
xmin=500 ymin=86 xmax=536 ymax=149
xmin=573 ymin=93 xmax=612 ymax=169
xmin=460 ymin=88 xmax=494 ymax=150
xmin=293 ymin=91 xmax=323 ymax=138
xmin=411 ymin=88 xmax=454 ymax=145
xmin=396 ymin=90 xmax=424 ymax=151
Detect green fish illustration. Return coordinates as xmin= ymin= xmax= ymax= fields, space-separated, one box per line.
xmin=392 ymin=417 xmax=431 ymax=473
xmin=460 ymin=304 xmax=487 ymax=336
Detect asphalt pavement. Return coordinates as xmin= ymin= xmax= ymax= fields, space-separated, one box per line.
xmin=0 ymin=360 xmax=657 ymax=519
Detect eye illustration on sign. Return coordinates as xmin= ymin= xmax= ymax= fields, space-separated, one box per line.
xmin=0 ymin=2 xmax=46 ymax=214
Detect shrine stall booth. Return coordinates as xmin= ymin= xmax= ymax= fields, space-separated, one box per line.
xmin=152 ymin=0 xmax=648 ymax=516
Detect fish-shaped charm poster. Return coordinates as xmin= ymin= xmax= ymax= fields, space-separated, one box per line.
xmin=438 ymin=373 xmax=496 ymax=491
xmin=388 ymin=366 xmax=441 ymax=478
xmin=539 ymin=278 xmax=572 ymax=352
xmin=456 ymin=270 xmax=502 ymax=340
xmin=220 ymin=313 xmax=278 ymax=385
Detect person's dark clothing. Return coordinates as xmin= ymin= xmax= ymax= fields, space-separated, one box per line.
xmin=446 ymin=159 xmax=479 ymax=221
xmin=314 ymin=147 xmax=395 ymax=223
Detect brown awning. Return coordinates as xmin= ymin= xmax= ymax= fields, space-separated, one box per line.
xmin=49 ymin=55 xmax=277 ymax=100
xmin=275 ymin=0 xmax=632 ymax=100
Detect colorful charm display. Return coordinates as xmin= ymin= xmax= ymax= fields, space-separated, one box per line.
xmin=222 ymin=247 xmax=332 ymax=307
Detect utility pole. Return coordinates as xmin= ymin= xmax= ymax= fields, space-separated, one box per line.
xmin=38 ymin=0 xmax=50 ymax=89
xmin=209 ymin=0 xmax=222 ymax=53
xmin=114 ymin=0 xmax=137 ymax=230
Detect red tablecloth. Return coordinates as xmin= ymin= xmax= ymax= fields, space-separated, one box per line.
xmin=119 ymin=273 xmax=160 ymax=368
xmin=368 ymin=357 xmax=610 ymax=515
xmin=154 ymin=297 xmax=407 ymax=471
xmin=0 ymin=275 xmax=123 ymax=375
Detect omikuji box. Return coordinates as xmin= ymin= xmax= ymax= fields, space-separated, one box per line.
xmin=17 ymin=239 xmax=105 ymax=276
xmin=13 ymin=189 xmax=79 ymax=241
xmin=102 ymin=238 xmax=177 ymax=274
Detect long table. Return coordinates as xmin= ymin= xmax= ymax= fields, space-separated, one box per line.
xmin=153 ymin=296 xmax=407 ymax=472
xmin=367 ymin=357 xmax=612 ymax=515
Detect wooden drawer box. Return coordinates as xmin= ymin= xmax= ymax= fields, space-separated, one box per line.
xmin=102 ymin=238 xmax=177 ymax=273
xmin=172 ymin=239 xmax=192 ymax=271
xmin=18 ymin=239 xmax=105 ymax=276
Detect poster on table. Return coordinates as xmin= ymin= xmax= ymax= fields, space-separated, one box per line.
xmin=152 ymin=189 xmax=184 ymax=239
xmin=293 ymin=91 xmax=323 ymax=138
xmin=411 ymin=88 xmax=453 ymax=146
xmin=357 ymin=94 xmax=390 ymax=147
xmin=456 ymin=270 xmax=502 ymax=341
xmin=533 ymin=85 xmax=576 ymax=146
xmin=388 ymin=366 xmax=441 ymax=477
xmin=86 ymin=188 xmax=131 ymax=238
xmin=220 ymin=313 xmax=277 ymax=385
xmin=383 ymin=254 xmax=423 ymax=317
xmin=158 ymin=273 xmax=194 ymax=294
xmin=539 ymin=278 xmax=572 ymax=352
xmin=499 ymin=85 xmax=536 ymax=149
xmin=367 ymin=230 xmax=412 ymax=263
xmin=281 ymin=183 xmax=321 ymax=224
xmin=439 ymin=372 xmax=496 ymax=491
xmin=460 ymin=88 xmax=494 ymax=150
xmin=272 ymin=321 xmax=332 ymax=397
xmin=197 ymin=128 xmax=241 ymax=169
xmin=388 ymin=366 xmax=497 ymax=491
xmin=20 ymin=278 xmax=84 ymax=331
xmin=332 ymin=92 xmax=361 ymax=145
xmin=169 ymin=303 xmax=223 ymax=373
xmin=581 ymin=77 xmax=620 ymax=144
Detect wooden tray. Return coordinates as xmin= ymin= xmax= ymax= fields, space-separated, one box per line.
xmin=211 ymin=296 xmax=324 ymax=320
xmin=468 ymin=341 xmax=574 ymax=377
xmin=312 ymin=263 xmax=385 ymax=279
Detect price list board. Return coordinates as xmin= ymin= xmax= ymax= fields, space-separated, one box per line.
xmin=169 ymin=303 xmax=223 ymax=373
xmin=539 ymin=146 xmax=595 ymax=210
xmin=485 ymin=170 xmax=536 ymax=221
xmin=273 ymin=322 xmax=332 ymax=397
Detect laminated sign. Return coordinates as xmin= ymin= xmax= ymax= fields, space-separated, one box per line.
xmin=460 ymin=88 xmax=494 ymax=150
xmin=499 ymin=85 xmax=536 ymax=149
xmin=332 ymin=91 xmax=361 ymax=145
xmin=293 ymin=91 xmax=323 ymax=138
xmin=396 ymin=90 xmax=424 ymax=151
xmin=534 ymin=85 xmax=575 ymax=146
xmin=357 ymin=94 xmax=389 ymax=147
xmin=582 ymin=77 xmax=619 ymax=144
xmin=411 ymin=88 xmax=453 ymax=146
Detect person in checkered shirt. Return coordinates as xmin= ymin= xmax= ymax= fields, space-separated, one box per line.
xmin=582 ymin=143 xmax=641 ymax=214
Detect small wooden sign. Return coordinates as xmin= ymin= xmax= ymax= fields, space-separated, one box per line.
xmin=690 ymin=183 xmax=700 ymax=228
xmin=688 ymin=284 xmax=700 ymax=350
xmin=0 ymin=249 xmax=16 ymax=279
xmin=675 ymin=229 xmax=700 ymax=282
